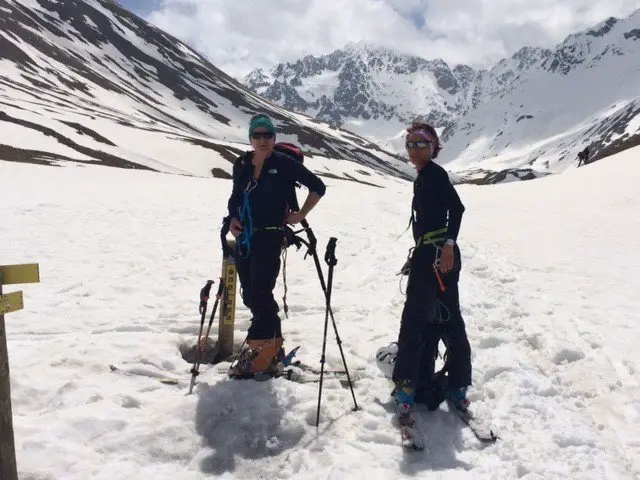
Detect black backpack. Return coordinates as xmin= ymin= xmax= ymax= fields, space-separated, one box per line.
xmin=414 ymin=368 xmax=449 ymax=410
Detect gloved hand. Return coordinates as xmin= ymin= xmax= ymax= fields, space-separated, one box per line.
xmin=283 ymin=226 xmax=302 ymax=249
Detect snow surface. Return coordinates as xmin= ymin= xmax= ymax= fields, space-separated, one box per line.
xmin=1 ymin=146 xmax=639 ymax=479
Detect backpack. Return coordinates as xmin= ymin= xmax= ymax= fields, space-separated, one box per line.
xmin=236 ymin=142 xmax=306 ymax=211
xmin=414 ymin=368 xmax=449 ymax=410
xmin=273 ymin=142 xmax=305 ymax=210
xmin=239 ymin=142 xmax=304 ymax=167
xmin=221 ymin=142 xmax=307 ymax=258
xmin=274 ymin=142 xmax=304 ymax=164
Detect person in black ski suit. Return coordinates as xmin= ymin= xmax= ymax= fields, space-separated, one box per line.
xmin=393 ymin=121 xmax=472 ymax=412
xmin=226 ymin=113 xmax=326 ymax=375
xmin=577 ymin=146 xmax=590 ymax=167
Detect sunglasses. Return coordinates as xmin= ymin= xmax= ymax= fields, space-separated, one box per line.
xmin=406 ymin=141 xmax=431 ymax=149
xmin=251 ymin=131 xmax=275 ymax=140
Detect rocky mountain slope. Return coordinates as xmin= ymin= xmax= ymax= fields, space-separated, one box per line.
xmin=0 ymin=0 xmax=413 ymax=185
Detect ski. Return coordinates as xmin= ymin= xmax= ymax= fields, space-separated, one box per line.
xmin=228 ymin=366 xmax=355 ymax=387
xmin=289 ymin=363 xmax=361 ymax=388
xmin=290 ymin=360 xmax=362 ymax=376
xmin=282 ymin=345 xmax=364 ymax=377
xmin=447 ymin=402 xmax=498 ymax=443
xmin=108 ymin=364 xmax=180 ymax=385
xmin=398 ymin=412 xmax=425 ymax=451
xmin=228 ymin=369 xmax=303 ymax=383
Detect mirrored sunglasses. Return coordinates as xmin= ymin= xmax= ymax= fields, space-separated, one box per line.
xmin=406 ymin=141 xmax=431 ymax=149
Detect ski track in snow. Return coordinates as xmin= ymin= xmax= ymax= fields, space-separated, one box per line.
xmin=1 ymin=149 xmax=639 ymax=479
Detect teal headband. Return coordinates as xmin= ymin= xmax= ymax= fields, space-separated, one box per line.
xmin=249 ymin=114 xmax=276 ymax=138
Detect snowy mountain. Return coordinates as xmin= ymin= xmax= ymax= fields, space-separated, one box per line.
xmin=0 ymin=0 xmax=413 ymax=183
xmin=245 ymin=42 xmax=467 ymax=144
xmin=246 ymin=11 xmax=640 ymax=182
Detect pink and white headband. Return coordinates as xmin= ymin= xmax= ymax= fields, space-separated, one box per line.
xmin=406 ymin=129 xmax=437 ymax=145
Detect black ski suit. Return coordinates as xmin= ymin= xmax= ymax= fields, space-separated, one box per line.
xmin=392 ymin=160 xmax=472 ymax=392
xmin=226 ymin=150 xmax=326 ymax=340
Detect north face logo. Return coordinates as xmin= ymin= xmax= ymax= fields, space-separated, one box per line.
xmin=267 ymin=168 xmax=278 ymax=174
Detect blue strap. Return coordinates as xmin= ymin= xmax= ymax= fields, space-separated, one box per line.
xmin=238 ymin=189 xmax=254 ymax=259
xmin=236 ymin=179 xmax=284 ymax=259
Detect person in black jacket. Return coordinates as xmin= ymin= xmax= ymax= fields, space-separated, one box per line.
xmin=393 ymin=121 xmax=472 ymax=414
xmin=226 ymin=113 xmax=326 ymax=376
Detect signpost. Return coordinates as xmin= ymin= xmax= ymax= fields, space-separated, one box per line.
xmin=0 ymin=263 xmax=40 ymax=480
xmin=216 ymin=240 xmax=237 ymax=362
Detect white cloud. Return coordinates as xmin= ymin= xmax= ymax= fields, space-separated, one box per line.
xmin=146 ymin=0 xmax=640 ymax=78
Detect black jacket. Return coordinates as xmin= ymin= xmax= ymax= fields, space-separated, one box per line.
xmin=227 ymin=150 xmax=326 ymax=229
xmin=411 ymin=161 xmax=465 ymax=243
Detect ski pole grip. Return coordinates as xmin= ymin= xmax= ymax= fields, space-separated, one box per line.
xmin=215 ymin=278 xmax=225 ymax=299
xmin=199 ymin=280 xmax=214 ymax=314
xmin=301 ymin=219 xmax=317 ymax=250
xmin=324 ymin=237 xmax=337 ymax=266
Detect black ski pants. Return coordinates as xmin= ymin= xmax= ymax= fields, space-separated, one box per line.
xmin=234 ymin=230 xmax=284 ymax=340
xmin=393 ymin=243 xmax=472 ymax=391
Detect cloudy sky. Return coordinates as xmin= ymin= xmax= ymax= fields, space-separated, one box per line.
xmin=119 ymin=0 xmax=640 ymax=78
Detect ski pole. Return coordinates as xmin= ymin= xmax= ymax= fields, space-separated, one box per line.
xmin=189 ymin=279 xmax=224 ymax=394
xmin=316 ymin=238 xmax=336 ymax=427
xmin=200 ymin=279 xmax=225 ymax=351
xmin=294 ymin=222 xmax=359 ymax=420
xmin=316 ymin=237 xmax=360 ymax=425
xmin=194 ymin=280 xmax=214 ymax=354
xmin=188 ymin=279 xmax=222 ymax=394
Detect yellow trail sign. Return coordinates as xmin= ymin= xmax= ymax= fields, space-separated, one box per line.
xmin=0 ymin=264 xmax=40 ymax=285
xmin=0 ymin=292 xmax=23 ymax=315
